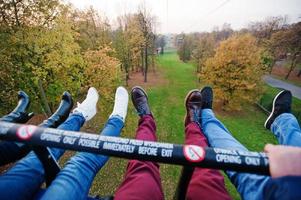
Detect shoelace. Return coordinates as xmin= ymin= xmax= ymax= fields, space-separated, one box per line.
xmin=193 ymin=109 xmax=202 ymax=128
xmin=137 ymin=104 xmax=146 ymax=115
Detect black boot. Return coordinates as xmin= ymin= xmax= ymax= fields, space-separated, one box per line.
xmin=184 ymin=89 xmax=202 ymax=127
xmin=40 ymin=91 xmax=73 ymax=128
xmin=264 ymin=90 xmax=292 ymax=130
xmin=131 ymin=86 xmax=151 ymax=117
xmin=0 ymin=91 xmax=33 ymax=123
xmin=200 ymin=86 xmax=213 ymax=109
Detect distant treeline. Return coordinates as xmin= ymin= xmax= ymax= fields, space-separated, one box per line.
xmin=175 ymin=18 xmax=300 ymax=110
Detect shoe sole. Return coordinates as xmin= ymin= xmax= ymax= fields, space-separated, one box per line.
xmin=183 ymin=89 xmax=200 ymax=125
xmin=264 ymin=90 xmax=286 ymax=129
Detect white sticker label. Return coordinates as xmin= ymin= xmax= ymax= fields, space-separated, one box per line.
xmin=183 ymin=145 xmax=205 ymax=162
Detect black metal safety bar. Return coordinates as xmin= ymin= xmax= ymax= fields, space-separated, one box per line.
xmin=0 ymin=121 xmax=270 ymax=175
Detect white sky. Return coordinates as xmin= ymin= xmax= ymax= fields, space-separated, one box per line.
xmin=67 ymin=0 xmax=301 ymax=34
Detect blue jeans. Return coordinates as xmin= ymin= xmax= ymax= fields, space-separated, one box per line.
xmin=0 ymin=114 xmax=123 ymax=200
xmin=201 ymin=109 xmax=301 ymax=200
xmin=36 ymin=115 xmax=124 ymax=200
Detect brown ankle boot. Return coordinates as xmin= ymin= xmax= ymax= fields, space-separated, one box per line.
xmin=184 ymin=90 xmax=202 ymax=127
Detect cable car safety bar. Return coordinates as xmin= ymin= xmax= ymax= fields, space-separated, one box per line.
xmin=0 ymin=121 xmax=270 ymax=175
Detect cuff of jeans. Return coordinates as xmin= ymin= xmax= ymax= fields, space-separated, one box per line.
xmin=109 ymin=114 xmax=124 ymax=123
xmin=272 ymin=113 xmax=296 ymax=129
xmin=70 ymin=112 xmax=86 ymax=125
xmin=201 ymin=109 xmax=215 ymax=118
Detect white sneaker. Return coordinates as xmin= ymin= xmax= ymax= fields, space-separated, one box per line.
xmin=110 ymin=86 xmax=129 ymax=122
xmin=73 ymin=87 xmax=99 ymax=121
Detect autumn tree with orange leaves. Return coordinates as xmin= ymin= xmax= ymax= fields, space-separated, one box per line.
xmin=201 ymin=34 xmax=265 ymax=111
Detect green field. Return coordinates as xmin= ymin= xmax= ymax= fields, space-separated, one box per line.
xmin=3 ymin=51 xmax=298 ymax=199
xmin=84 ymin=51 xmax=286 ymax=199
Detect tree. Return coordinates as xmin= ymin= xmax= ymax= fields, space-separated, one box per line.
xmin=112 ymin=14 xmax=144 ymax=84
xmin=83 ymin=46 xmax=121 ymax=101
xmin=0 ymin=0 xmax=60 ymax=28
xmin=177 ymin=34 xmax=194 ymax=62
xmin=201 ymin=34 xmax=265 ymax=111
xmin=248 ymin=16 xmax=287 ymax=41
xmin=270 ymin=22 xmax=301 ymax=79
xmin=113 ymin=9 xmax=156 ymax=83
xmin=156 ymin=34 xmax=166 ymax=54
xmin=248 ymin=16 xmax=288 ymax=74
xmin=0 ymin=1 xmax=84 ymax=115
xmin=137 ymin=10 xmax=156 ymax=82
xmin=71 ymin=7 xmax=112 ymax=52
xmin=192 ymin=33 xmax=215 ymax=73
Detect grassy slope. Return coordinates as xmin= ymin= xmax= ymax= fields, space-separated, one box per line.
xmin=88 ymin=51 xmax=200 ymax=198
xmin=155 ymin=52 xmax=277 ymax=199
xmin=88 ymin=52 xmax=280 ymax=199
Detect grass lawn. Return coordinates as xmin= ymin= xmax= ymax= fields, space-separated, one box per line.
xmin=57 ymin=51 xmax=301 ymax=200
xmin=1 ymin=52 xmax=299 ymax=199
xmin=83 ymin=51 xmax=281 ymax=199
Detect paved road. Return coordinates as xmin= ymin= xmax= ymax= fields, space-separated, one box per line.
xmin=263 ymin=75 xmax=301 ymax=100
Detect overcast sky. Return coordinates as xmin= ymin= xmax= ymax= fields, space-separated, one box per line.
xmin=67 ymin=0 xmax=301 ymax=34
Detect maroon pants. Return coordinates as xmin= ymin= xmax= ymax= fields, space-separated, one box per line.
xmin=185 ymin=122 xmax=232 ymax=200
xmin=114 ymin=116 xmax=231 ymax=200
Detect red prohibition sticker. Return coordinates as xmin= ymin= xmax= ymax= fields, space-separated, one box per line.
xmin=16 ymin=125 xmax=37 ymax=140
xmin=183 ymin=145 xmax=205 ymax=162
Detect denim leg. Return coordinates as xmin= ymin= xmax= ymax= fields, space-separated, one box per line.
xmin=0 ymin=113 xmax=85 ymax=200
xmin=271 ymin=113 xmax=301 ymax=147
xmin=201 ymin=109 xmax=270 ymax=200
xmin=38 ymin=115 xmax=124 ymax=200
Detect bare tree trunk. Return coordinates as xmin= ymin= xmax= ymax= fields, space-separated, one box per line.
xmin=144 ymin=47 xmax=148 ymax=82
xmin=12 ymin=0 xmax=20 ymax=26
xmin=269 ymin=60 xmax=276 ymax=74
xmin=125 ymin=63 xmax=129 ymax=86
xmin=298 ymin=70 xmax=301 ymax=77
xmin=197 ymin=59 xmax=201 ymax=73
xmin=152 ymin=53 xmax=155 ymax=73
xmin=140 ymin=49 xmax=144 ymax=74
xmin=285 ymin=55 xmax=297 ymax=80
xmin=38 ymin=79 xmax=52 ymax=117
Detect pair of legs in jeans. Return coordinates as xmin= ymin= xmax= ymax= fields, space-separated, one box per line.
xmin=200 ymin=88 xmax=301 ymax=200
xmin=0 ymin=87 xmax=127 ymax=200
xmin=1 ymin=86 xmax=230 ymax=200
